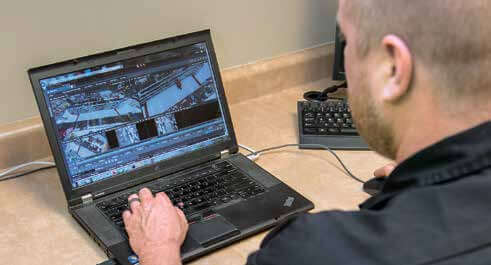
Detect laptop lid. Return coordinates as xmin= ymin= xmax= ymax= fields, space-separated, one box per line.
xmin=28 ymin=30 xmax=238 ymax=206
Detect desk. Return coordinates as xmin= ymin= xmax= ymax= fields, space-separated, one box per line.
xmin=0 ymin=86 xmax=389 ymax=265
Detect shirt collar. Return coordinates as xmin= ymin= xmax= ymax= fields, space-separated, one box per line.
xmin=360 ymin=120 xmax=491 ymax=210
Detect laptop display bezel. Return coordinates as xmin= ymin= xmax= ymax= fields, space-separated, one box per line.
xmin=28 ymin=30 xmax=239 ymax=205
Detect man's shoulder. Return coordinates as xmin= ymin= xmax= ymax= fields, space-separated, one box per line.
xmin=246 ymin=181 xmax=491 ymax=265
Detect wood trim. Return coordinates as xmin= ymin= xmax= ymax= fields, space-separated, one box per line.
xmin=0 ymin=116 xmax=52 ymax=170
xmin=222 ymin=43 xmax=334 ymax=104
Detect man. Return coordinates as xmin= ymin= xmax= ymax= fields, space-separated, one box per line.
xmin=123 ymin=0 xmax=491 ymax=264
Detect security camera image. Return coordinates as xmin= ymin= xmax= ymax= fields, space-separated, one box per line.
xmin=40 ymin=42 xmax=229 ymax=188
xmin=156 ymin=113 xmax=178 ymax=136
xmin=114 ymin=125 xmax=140 ymax=148
xmin=63 ymin=133 xmax=110 ymax=161
xmin=51 ymin=55 xmax=214 ymax=141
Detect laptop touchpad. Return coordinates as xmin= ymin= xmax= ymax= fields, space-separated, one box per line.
xmin=188 ymin=215 xmax=240 ymax=247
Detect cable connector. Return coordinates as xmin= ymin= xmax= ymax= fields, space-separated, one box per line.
xmin=246 ymin=153 xmax=260 ymax=161
xmin=239 ymin=144 xmax=261 ymax=161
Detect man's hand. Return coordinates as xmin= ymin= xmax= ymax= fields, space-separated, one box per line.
xmin=373 ymin=162 xmax=397 ymax=178
xmin=123 ymin=188 xmax=189 ymax=265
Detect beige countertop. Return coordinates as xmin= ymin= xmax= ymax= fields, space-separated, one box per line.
xmin=0 ymin=86 xmax=389 ymax=265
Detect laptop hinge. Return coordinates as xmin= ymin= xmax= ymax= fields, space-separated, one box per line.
xmin=81 ymin=193 xmax=94 ymax=205
xmin=220 ymin=149 xmax=230 ymax=159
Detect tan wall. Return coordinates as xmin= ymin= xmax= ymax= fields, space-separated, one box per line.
xmin=0 ymin=0 xmax=338 ymax=125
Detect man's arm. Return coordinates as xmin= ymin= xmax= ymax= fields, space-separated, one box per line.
xmin=122 ymin=188 xmax=188 ymax=265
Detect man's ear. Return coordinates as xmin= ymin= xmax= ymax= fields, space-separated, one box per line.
xmin=381 ymin=35 xmax=413 ymax=102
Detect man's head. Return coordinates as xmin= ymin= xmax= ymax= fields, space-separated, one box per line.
xmin=337 ymin=0 xmax=491 ymax=160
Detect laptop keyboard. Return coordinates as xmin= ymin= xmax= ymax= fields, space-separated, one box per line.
xmin=96 ymin=161 xmax=265 ymax=234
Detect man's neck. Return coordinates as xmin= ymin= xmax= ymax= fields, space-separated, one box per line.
xmin=394 ymin=114 xmax=490 ymax=164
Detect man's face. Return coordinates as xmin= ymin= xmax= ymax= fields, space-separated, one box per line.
xmin=338 ymin=0 xmax=397 ymax=159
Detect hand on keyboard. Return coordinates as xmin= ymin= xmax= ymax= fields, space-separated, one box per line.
xmin=96 ymin=161 xmax=264 ymax=236
xmin=122 ymin=188 xmax=188 ymax=265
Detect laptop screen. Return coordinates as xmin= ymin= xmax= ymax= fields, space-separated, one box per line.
xmin=39 ymin=42 xmax=230 ymax=189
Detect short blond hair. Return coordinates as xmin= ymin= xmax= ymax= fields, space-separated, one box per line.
xmin=343 ymin=0 xmax=491 ymax=101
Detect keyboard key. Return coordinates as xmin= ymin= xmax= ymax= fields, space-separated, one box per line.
xmin=328 ymin=128 xmax=340 ymax=134
xmin=304 ymin=123 xmax=316 ymax=128
xmin=304 ymin=112 xmax=315 ymax=118
xmin=341 ymin=128 xmax=358 ymax=135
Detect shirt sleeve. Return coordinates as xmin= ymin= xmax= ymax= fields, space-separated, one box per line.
xmin=245 ymin=216 xmax=299 ymax=265
xmin=244 ymin=213 xmax=336 ymax=265
xmin=245 ymin=217 xmax=297 ymax=265
xmin=244 ymin=211 xmax=381 ymax=265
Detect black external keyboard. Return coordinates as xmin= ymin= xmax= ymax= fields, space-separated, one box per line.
xmin=298 ymin=100 xmax=369 ymax=150
xmin=96 ymin=161 xmax=264 ymax=234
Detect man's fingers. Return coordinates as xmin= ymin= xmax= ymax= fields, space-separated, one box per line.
xmin=128 ymin=194 xmax=141 ymax=214
xmin=123 ymin=209 xmax=131 ymax=219
xmin=122 ymin=210 xmax=132 ymax=224
xmin=122 ymin=210 xmax=136 ymax=235
xmin=175 ymin=207 xmax=187 ymax=223
xmin=175 ymin=207 xmax=189 ymax=233
xmin=374 ymin=163 xmax=397 ymax=178
xmin=383 ymin=164 xmax=396 ymax=176
xmin=156 ymin=192 xmax=173 ymax=207
xmin=139 ymin=188 xmax=154 ymax=209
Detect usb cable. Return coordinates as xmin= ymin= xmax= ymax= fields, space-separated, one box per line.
xmin=240 ymin=143 xmax=365 ymax=184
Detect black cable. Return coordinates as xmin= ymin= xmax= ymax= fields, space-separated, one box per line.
xmin=0 ymin=165 xmax=56 ymax=182
xmin=303 ymin=81 xmax=347 ymax=102
xmin=250 ymin=143 xmax=366 ymax=184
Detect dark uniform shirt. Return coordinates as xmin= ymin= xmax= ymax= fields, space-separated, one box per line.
xmin=246 ymin=121 xmax=491 ymax=265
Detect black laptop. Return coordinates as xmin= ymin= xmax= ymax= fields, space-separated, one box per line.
xmin=28 ymin=30 xmax=314 ymax=265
